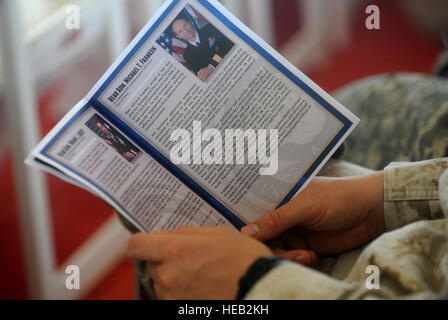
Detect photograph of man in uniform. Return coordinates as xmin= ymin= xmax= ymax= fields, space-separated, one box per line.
xmin=157 ymin=5 xmax=234 ymax=81
xmin=85 ymin=114 xmax=140 ymax=163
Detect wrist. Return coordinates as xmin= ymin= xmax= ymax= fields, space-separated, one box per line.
xmin=359 ymin=171 xmax=386 ymax=239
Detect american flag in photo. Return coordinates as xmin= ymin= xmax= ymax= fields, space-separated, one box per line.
xmin=156 ymin=32 xmax=188 ymax=65
xmin=184 ymin=4 xmax=201 ymax=29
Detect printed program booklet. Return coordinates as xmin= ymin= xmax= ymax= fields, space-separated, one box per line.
xmin=26 ymin=0 xmax=359 ymax=233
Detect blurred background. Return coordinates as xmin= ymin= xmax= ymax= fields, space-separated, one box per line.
xmin=0 ymin=0 xmax=447 ymax=299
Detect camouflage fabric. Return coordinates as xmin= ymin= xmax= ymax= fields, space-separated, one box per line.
xmin=129 ymin=158 xmax=448 ymax=300
xmin=441 ymin=169 xmax=448 ymax=216
xmin=384 ymin=158 xmax=448 ymax=231
xmin=127 ymin=73 xmax=448 ymax=299
xmin=245 ymin=219 xmax=448 ymax=299
xmin=245 ymin=159 xmax=448 ymax=300
xmin=317 ymin=159 xmax=374 ymax=177
xmin=116 ymin=213 xmax=158 ymax=299
xmin=333 ymin=73 xmax=448 ymax=170
xmin=133 ymin=260 xmax=157 ymax=300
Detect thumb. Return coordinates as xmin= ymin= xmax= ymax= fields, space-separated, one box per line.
xmin=241 ymin=200 xmax=307 ymax=241
xmin=271 ymin=249 xmax=317 ymax=266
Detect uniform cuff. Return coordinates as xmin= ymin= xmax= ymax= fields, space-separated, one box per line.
xmin=383 ymin=158 xmax=447 ymax=231
xmin=243 ymin=262 xmax=353 ymax=300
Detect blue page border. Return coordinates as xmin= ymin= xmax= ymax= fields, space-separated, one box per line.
xmin=92 ymin=0 xmax=353 ymax=209
xmin=41 ymin=102 xmax=245 ymax=230
xmin=41 ymin=103 xmax=146 ymax=231
xmin=41 ymin=0 xmax=354 ymax=231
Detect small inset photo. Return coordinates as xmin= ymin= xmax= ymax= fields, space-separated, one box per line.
xmin=85 ymin=114 xmax=140 ymax=163
xmin=156 ymin=4 xmax=234 ymax=81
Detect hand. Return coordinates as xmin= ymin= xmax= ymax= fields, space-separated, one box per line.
xmin=197 ymin=65 xmax=214 ymax=81
xmin=128 ymin=226 xmax=272 ymax=300
xmin=242 ymin=172 xmax=385 ymax=258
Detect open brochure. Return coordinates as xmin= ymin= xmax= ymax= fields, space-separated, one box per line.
xmin=26 ymin=0 xmax=359 ymax=233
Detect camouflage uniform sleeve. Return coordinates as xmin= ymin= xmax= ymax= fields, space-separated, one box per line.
xmin=441 ymin=169 xmax=448 ymax=216
xmin=245 ymin=218 xmax=448 ymax=300
xmin=383 ymin=157 xmax=448 ymax=231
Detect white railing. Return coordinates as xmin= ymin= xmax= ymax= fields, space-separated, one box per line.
xmin=0 ymin=0 xmax=132 ymax=300
xmin=280 ymin=0 xmax=356 ymax=70
xmin=0 ymin=0 xmax=356 ymax=299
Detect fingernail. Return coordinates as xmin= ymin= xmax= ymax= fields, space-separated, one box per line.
xmin=241 ymin=224 xmax=259 ymax=237
xmin=295 ymin=255 xmax=308 ymax=264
